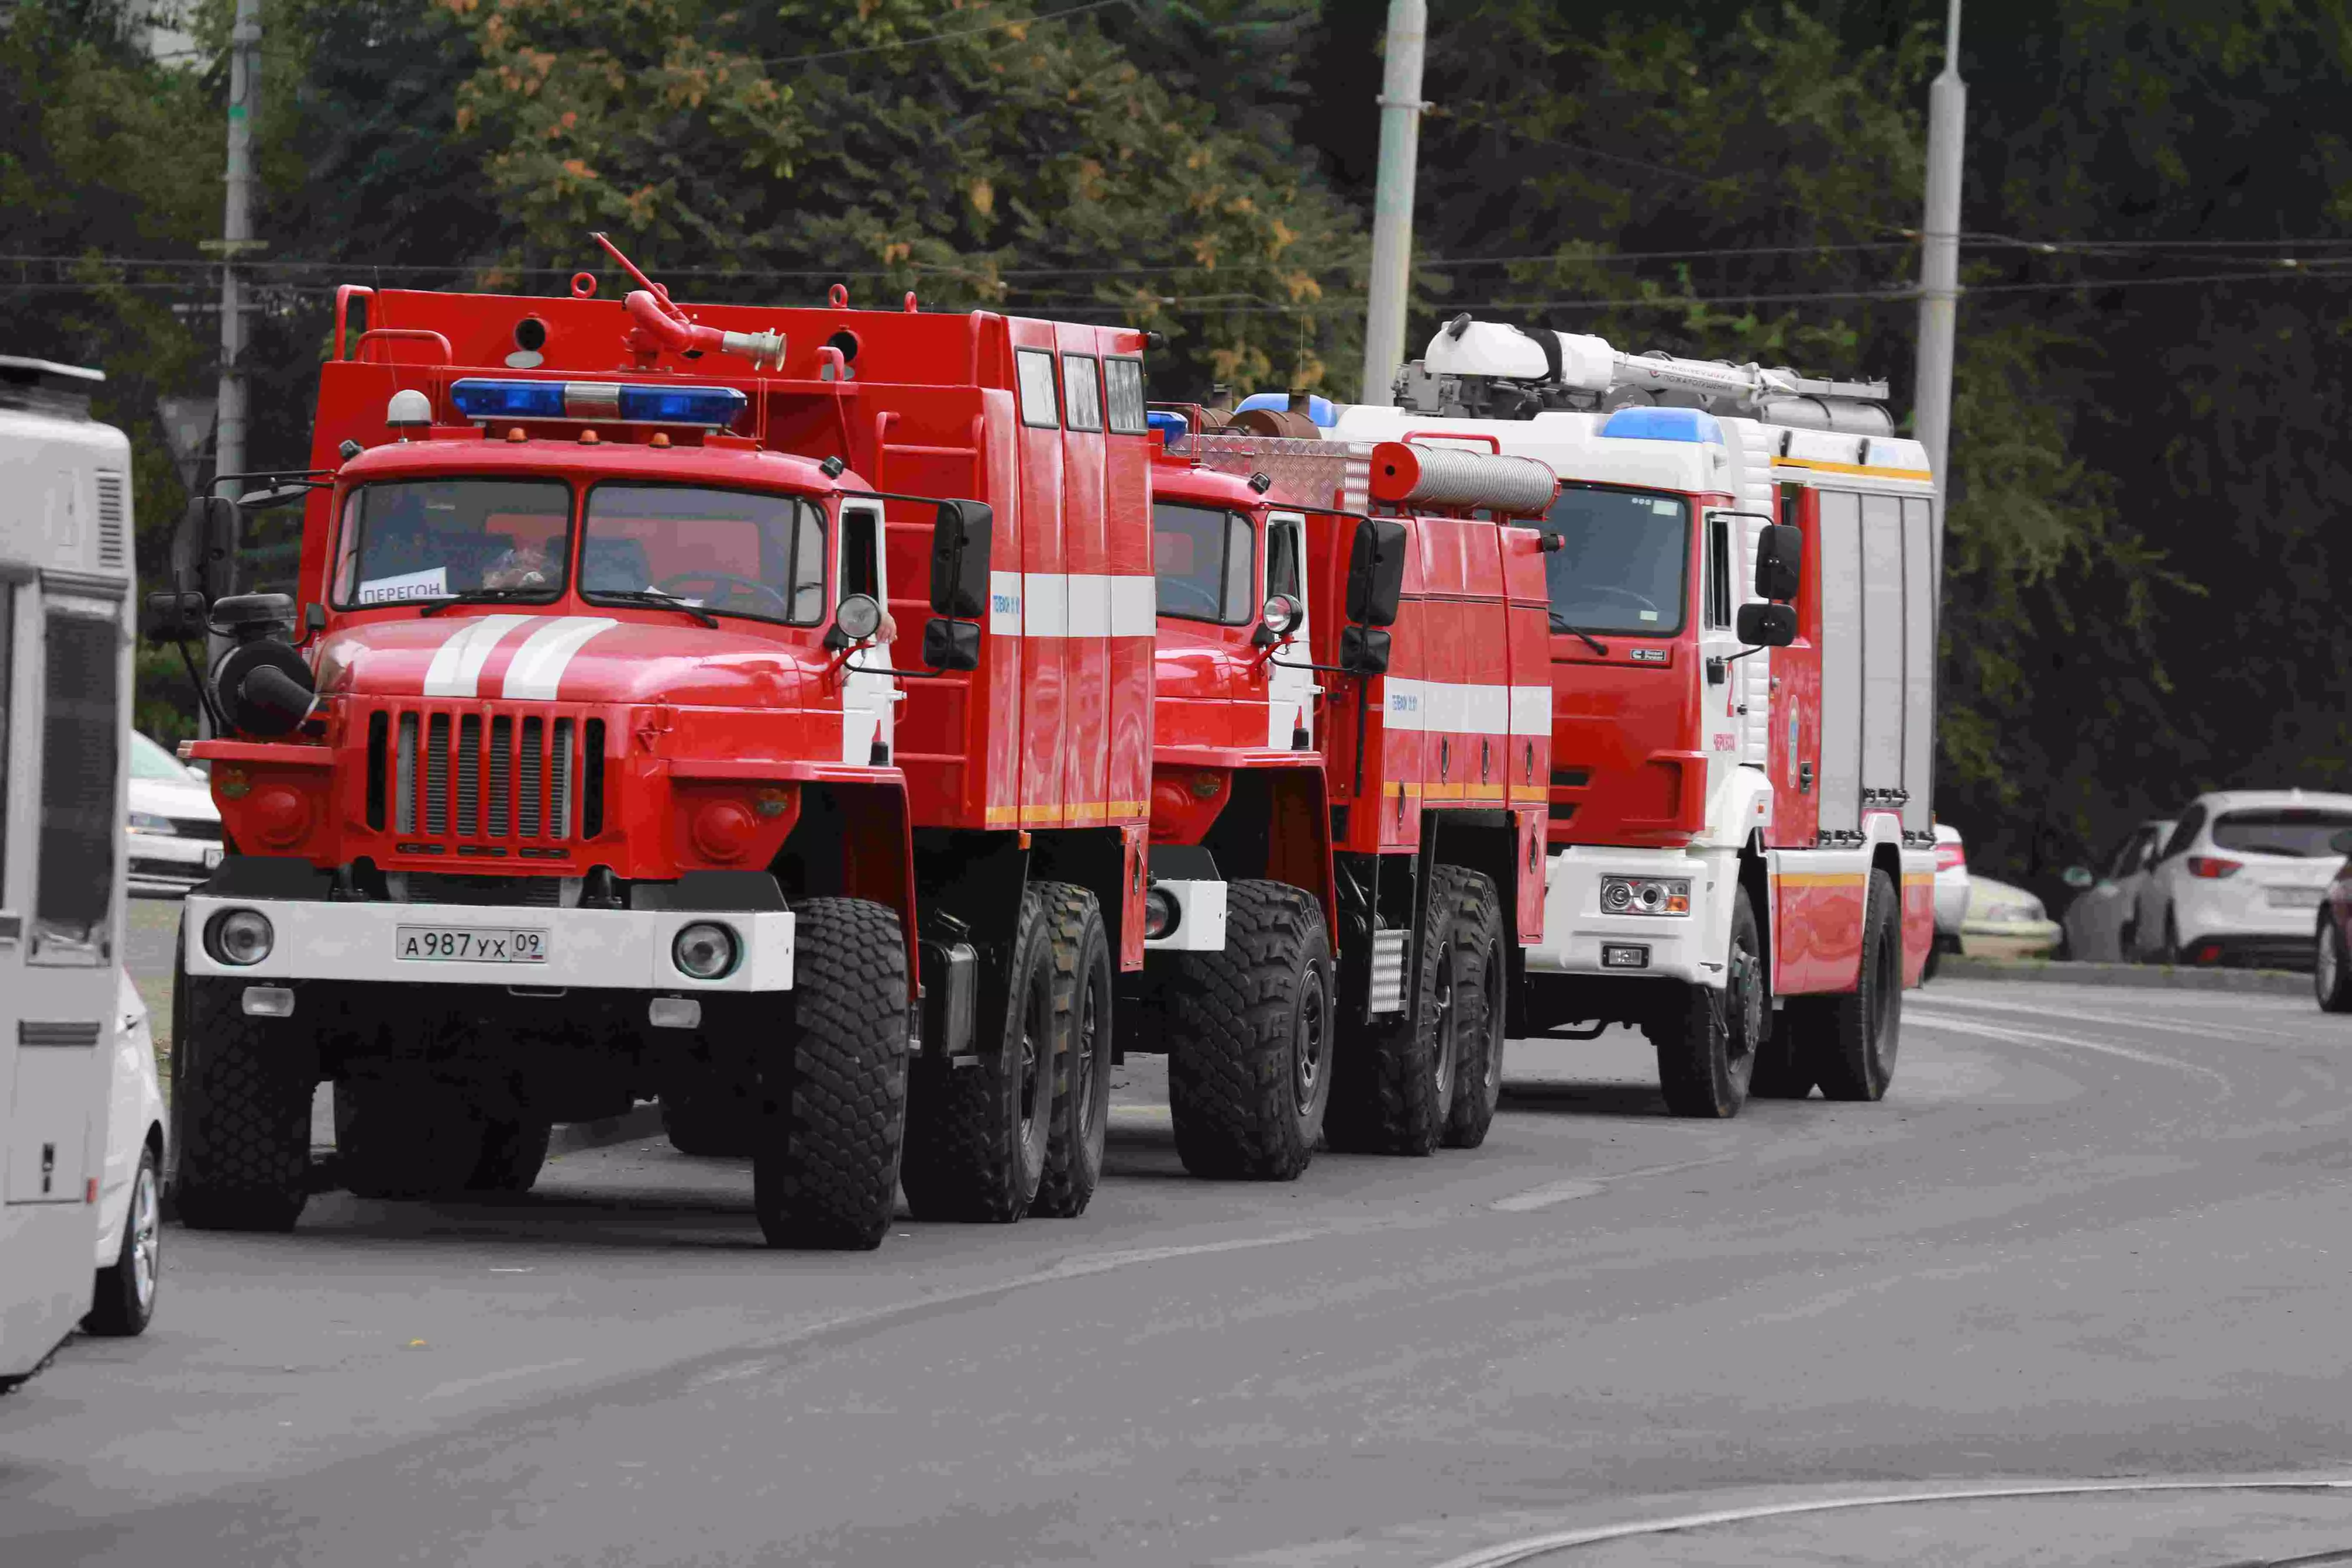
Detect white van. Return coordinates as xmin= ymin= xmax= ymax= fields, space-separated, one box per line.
xmin=0 ymin=355 xmax=150 ymax=1391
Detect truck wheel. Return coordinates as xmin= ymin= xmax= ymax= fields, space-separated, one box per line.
xmin=1165 ymin=880 xmax=1335 ymax=1181
xmin=1803 ymin=868 xmax=1902 ymax=1102
xmin=334 ymin=1076 xmax=490 ymax=1200
xmin=903 ymin=886 xmax=1057 ymax=1223
xmin=175 ymin=969 xmax=313 ymax=1232
xmin=84 ymin=1143 xmax=161 ymax=1338
xmin=469 ymin=1117 xmax=552 ymax=1193
xmin=1440 ymin=870 xmax=1507 ymax=1150
xmin=658 ymin=1087 xmax=758 ymax=1158
xmin=1326 ymin=869 xmax=1470 ymax=1157
xmin=751 ymin=897 xmax=910 ymax=1250
xmin=2316 ymin=920 xmax=2352 ymax=1013
xmin=1033 ymin=884 xmax=1113 ymax=1216
xmin=1652 ymin=885 xmax=1763 ymax=1118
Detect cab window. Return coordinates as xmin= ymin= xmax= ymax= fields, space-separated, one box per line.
xmin=1537 ymin=484 xmax=1689 ymax=636
xmin=1153 ymin=502 xmax=1253 ymax=625
xmin=333 ymin=478 xmax=573 ymax=607
xmin=582 ymin=484 xmax=826 ymax=625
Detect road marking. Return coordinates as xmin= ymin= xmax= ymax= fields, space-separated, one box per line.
xmin=1424 ymin=1478 xmax=2352 ymax=1568
xmin=1920 ymin=990 xmax=2298 ymax=1044
xmin=1492 ymin=1156 xmax=1732 ymax=1213
xmin=1907 ymin=1009 xmax=2234 ymax=1091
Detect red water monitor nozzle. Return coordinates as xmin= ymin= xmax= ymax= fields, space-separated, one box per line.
xmin=591 ymin=231 xmax=787 ymax=372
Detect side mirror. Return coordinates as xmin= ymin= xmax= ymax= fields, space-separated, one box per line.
xmin=929 ymin=499 xmax=993 ymax=619
xmin=922 ymin=616 xmax=982 ymax=672
xmin=1754 ymin=523 xmax=1802 ymax=603
xmin=2331 ymin=828 xmax=2352 ymax=858
xmin=1735 ymin=602 xmax=1797 ymax=648
xmin=1344 ymin=518 xmax=1409 ymax=628
xmin=2062 ymin=865 xmax=2096 ymax=890
xmin=1339 ymin=625 xmax=1391 ymax=676
xmin=142 ymin=590 xmax=208 ymax=643
xmin=169 ymin=494 xmax=238 ymax=603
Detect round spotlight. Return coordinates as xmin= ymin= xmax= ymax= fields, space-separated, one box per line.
xmin=208 ymin=908 xmax=275 ymax=967
xmin=1143 ymin=888 xmax=1180 ymax=941
xmin=672 ymin=922 xmax=740 ymax=981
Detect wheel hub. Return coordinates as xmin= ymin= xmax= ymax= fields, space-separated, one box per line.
xmin=1294 ymin=971 xmax=1327 ymax=1106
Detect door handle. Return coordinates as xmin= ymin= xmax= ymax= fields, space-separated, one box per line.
xmin=1798 ymin=761 xmax=1814 ymax=794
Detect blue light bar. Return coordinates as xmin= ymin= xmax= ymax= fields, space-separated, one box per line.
xmin=1599 ymin=406 xmax=1725 ymax=444
xmin=446 ymin=379 xmax=747 ymax=429
xmin=1234 ymin=391 xmax=1339 ymax=427
xmin=1145 ymin=409 xmax=1190 ymax=448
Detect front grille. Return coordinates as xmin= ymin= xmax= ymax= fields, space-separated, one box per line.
xmin=367 ymin=702 xmax=595 ymax=857
xmin=167 ymin=816 xmax=222 ymax=840
xmin=403 ymin=873 xmax=564 ymax=907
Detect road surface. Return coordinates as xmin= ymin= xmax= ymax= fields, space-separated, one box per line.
xmin=9 ymin=979 xmax=2352 ymax=1566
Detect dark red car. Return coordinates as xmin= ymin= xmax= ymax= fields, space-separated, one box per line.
xmin=2315 ymin=827 xmax=2352 ymax=1011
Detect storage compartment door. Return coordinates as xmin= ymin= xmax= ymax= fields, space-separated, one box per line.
xmin=1814 ymin=490 xmax=1863 ymax=838
xmin=1900 ymin=497 xmax=1937 ymax=835
xmin=1859 ymin=493 xmax=1906 ymax=810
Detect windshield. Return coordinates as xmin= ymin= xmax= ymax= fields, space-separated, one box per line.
xmin=128 ymin=729 xmax=193 ymax=782
xmin=2209 ymin=808 xmax=2352 ymax=858
xmin=1153 ymin=501 xmax=1254 ymax=624
xmin=1536 ymin=484 xmax=1690 ymax=636
xmin=333 ymin=478 xmax=572 ymax=607
xmin=582 ymin=484 xmax=827 ymax=626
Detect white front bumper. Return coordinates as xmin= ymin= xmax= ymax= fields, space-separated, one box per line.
xmin=182 ymin=895 xmax=796 ymax=992
xmin=1524 ymin=846 xmax=1730 ymax=987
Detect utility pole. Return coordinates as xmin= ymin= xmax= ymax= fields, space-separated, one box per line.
xmin=1913 ymin=0 xmax=1965 ymax=511
xmin=198 ymin=0 xmax=263 ymax=737
xmin=1358 ymin=0 xmax=1427 ymax=407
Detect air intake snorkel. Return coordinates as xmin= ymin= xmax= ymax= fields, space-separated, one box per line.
xmin=207 ymin=594 xmax=317 ymax=738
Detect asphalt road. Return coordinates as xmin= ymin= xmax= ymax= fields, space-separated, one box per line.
xmin=10 ymin=979 xmax=2352 ymax=1566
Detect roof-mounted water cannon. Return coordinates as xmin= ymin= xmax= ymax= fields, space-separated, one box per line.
xmin=1396 ymin=315 xmax=1893 ymax=434
xmin=1368 ymin=440 xmax=1558 ymax=519
xmin=592 ymin=232 xmax=787 ymax=372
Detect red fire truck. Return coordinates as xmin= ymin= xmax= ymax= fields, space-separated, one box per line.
xmin=1129 ymin=415 xmax=1554 ymax=1171
xmin=1274 ymin=318 xmax=1938 ymax=1118
xmin=150 ymin=243 xmax=1161 ymax=1248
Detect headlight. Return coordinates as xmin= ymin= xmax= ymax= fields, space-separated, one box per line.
xmin=1143 ymin=887 xmax=1180 ymax=940
xmin=1601 ymin=876 xmax=1691 ymax=916
xmin=671 ymin=922 xmax=740 ymax=981
xmin=206 ymin=908 xmax=274 ymax=966
xmin=127 ymin=811 xmax=177 ymax=836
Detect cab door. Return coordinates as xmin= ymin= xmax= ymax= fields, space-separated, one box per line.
xmin=1264 ymin=510 xmax=1314 ymax=750
xmin=1697 ymin=507 xmax=1744 ymax=807
xmin=838 ymin=502 xmax=899 ymax=765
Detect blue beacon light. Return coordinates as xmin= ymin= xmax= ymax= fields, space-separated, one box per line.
xmin=1598 ymin=406 xmax=1725 ymax=444
xmin=447 ymin=379 xmax=747 ymax=429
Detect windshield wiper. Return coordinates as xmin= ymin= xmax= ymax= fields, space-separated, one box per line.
xmin=1551 ymin=619 xmax=1609 ymax=655
xmin=591 ymin=589 xmax=719 ymax=628
xmin=417 ymin=588 xmax=552 ymax=617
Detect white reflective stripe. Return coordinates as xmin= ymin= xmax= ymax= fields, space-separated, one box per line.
xmin=422 ymin=614 xmax=531 ymax=698
xmin=1022 ymin=573 xmax=1068 ymax=637
xmin=1381 ymin=678 xmax=1551 ymax=736
xmin=1110 ymin=575 xmax=1158 ymax=637
xmin=1065 ymin=573 xmax=1113 ymax=637
xmin=988 ymin=571 xmax=1023 ymax=636
xmin=499 ymin=616 xmax=617 ymax=700
xmin=1511 ymin=683 xmax=1552 ymax=736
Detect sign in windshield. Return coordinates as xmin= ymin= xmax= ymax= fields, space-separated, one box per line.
xmin=1537 ymin=484 xmax=1690 ymax=637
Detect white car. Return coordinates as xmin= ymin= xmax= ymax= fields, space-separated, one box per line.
xmin=1961 ymin=877 xmax=2064 ymax=960
xmin=2131 ymin=790 xmax=2352 ymax=969
xmin=2060 ymin=818 xmax=2176 ymax=962
xmin=88 ymin=970 xmax=166 ymax=1337
xmin=126 ymin=729 xmax=223 ymax=895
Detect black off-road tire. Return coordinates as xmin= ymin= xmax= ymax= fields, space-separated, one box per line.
xmin=1033 ymin=884 xmax=1114 ymax=1217
xmin=174 ymin=965 xmax=313 ymax=1233
xmin=751 ymin=897 xmax=910 ymax=1250
xmin=902 ymin=886 xmax=1057 ymax=1223
xmin=658 ymin=1087 xmax=758 ymax=1158
xmin=1794 ymin=868 xmax=1902 ymax=1102
xmin=1439 ymin=870 xmax=1507 ymax=1150
xmin=1326 ymin=870 xmax=1469 ymax=1157
xmin=1651 ymin=884 xmax=1764 ymax=1119
xmin=334 ymin=1076 xmax=490 ymax=1200
xmin=84 ymin=1144 xmax=161 ymax=1338
xmin=469 ymin=1117 xmax=553 ymax=1193
xmin=2316 ymin=919 xmax=2352 ymax=1013
xmin=1165 ymin=880 xmax=1336 ymax=1181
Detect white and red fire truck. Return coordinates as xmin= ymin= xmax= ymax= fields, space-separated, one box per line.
xmin=1250 ymin=318 xmax=1939 ymax=1116
xmin=153 ymin=241 xmax=1165 ymax=1249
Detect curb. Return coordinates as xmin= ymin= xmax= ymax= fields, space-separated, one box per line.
xmin=1938 ymin=955 xmax=2310 ymax=997
xmin=306 ymin=1101 xmax=664 ymax=1191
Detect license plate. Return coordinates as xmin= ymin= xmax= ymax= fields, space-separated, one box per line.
xmin=394 ymin=926 xmax=550 ymax=964
xmin=2268 ymin=886 xmax=2324 ymax=909
xmin=202 ymin=845 xmax=224 ymax=870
